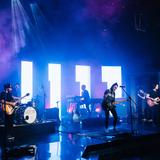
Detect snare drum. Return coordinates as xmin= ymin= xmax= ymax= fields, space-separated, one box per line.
xmin=14 ymin=106 xmax=37 ymax=124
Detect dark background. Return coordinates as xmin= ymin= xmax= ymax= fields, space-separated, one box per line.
xmin=0 ymin=0 xmax=160 ymax=85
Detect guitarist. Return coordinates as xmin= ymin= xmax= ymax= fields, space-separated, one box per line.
xmin=146 ymin=83 xmax=160 ymax=125
xmin=101 ymin=83 xmax=118 ymax=132
xmin=0 ymin=83 xmax=17 ymax=139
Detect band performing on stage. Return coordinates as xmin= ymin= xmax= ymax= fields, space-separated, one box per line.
xmin=1 ymin=82 xmax=160 ymax=136
xmin=0 ymin=80 xmax=160 ymax=159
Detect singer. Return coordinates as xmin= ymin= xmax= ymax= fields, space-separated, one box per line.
xmin=101 ymin=82 xmax=118 ymax=132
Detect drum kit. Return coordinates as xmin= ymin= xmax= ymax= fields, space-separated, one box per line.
xmin=14 ymin=98 xmax=38 ymax=125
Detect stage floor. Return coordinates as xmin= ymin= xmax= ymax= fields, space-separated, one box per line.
xmin=1 ymin=118 xmax=160 ymax=159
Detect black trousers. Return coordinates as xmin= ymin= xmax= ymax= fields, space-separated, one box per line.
xmin=152 ymin=105 xmax=160 ymax=125
xmin=144 ymin=106 xmax=153 ymax=120
xmin=144 ymin=105 xmax=159 ymax=122
xmin=5 ymin=113 xmax=14 ymax=136
xmin=104 ymin=107 xmax=118 ymax=129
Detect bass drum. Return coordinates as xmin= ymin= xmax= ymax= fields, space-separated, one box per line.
xmin=14 ymin=106 xmax=37 ymax=124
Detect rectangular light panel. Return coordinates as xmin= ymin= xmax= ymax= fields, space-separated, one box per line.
xmin=21 ymin=61 xmax=33 ymax=103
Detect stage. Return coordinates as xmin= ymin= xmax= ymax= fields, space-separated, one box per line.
xmin=82 ymin=131 xmax=160 ymax=159
xmin=0 ymin=116 xmax=160 ymax=159
xmin=0 ymin=120 xmax=60 ymax=147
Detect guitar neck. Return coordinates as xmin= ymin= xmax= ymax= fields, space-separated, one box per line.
xmin=113 ymin=99 xmax=126 ymax=105
xmin=16 ymin=94 xmax=29 ymax=103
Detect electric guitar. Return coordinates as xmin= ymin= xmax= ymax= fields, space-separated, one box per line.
xmin=1 ymin=93 xmax=30 ymax=115
xmin=137 ymin=89 xmax=160 ymax=107
xmin=101 ymin=99 xmax=127 ymax=110
xmin=147 ymin=97 xmax=160 ymax=107
xmin=72 ymin=108 xmax=80 ymax=122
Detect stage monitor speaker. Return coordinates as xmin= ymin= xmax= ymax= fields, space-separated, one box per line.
xmin=82 ymin=132 xmax=132 ymax=159
xmin=82 ymin=133 xmax=160 ymax=159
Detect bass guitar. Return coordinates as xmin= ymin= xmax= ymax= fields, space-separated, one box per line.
xmin=1 ymin=93 xmax=30 ymax=115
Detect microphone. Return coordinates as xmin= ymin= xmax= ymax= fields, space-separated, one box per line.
xmin=119 ymin=85 xmax=125 ymax=88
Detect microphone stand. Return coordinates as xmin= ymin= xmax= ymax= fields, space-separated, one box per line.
xmin=121 ymin=87 xmax=137 ymax=135
xmin=56 ymin=101 xmax=60 ymax=123
xmin=56 ymin=101 xmax=59 ymax=108
xmin=41 ymin=85 xmax=46 ymax=122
